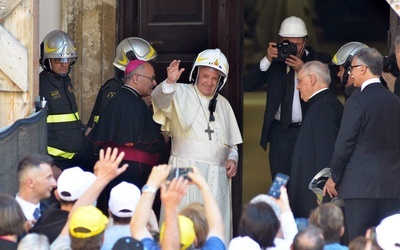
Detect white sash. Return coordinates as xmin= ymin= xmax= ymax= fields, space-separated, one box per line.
xmin=171 ymin=137 xmax=229 ymax=166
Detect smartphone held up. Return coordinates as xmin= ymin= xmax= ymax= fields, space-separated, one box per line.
xmin=268 ymin=173 xmax=289 ymax=198
xmin=167 ymin=167 xmax=193 ymax=181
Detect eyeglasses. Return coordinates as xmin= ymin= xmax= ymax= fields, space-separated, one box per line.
xmin=297 ymin=74 xmax=311 ymax=82
xmin=136 ymin=74 xmax=156 ymax=82
xmin=348 ymin=64 xmax=364 ymax=72
xmin=51 ymin=58 xmax=72 ymax=64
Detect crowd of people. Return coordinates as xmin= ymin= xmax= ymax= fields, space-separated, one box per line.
xmin=0 ymin=14 xmax=400 ymax=250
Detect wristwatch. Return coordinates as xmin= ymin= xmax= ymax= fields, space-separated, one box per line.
xmin=142 ymin=184 xmax=158 ymax=194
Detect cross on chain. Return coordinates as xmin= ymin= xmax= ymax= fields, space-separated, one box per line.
xmin=204 ymin=124 xmax=214 ymax=141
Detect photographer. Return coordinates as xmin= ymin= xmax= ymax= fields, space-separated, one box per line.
xmin=243 ymin=16 xmax=334 ymax=182
xmin=381 ymin=35 xmax=400 ymax=96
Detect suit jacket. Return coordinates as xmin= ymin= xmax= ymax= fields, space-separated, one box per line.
xmin=244 ymin=46 xmax=334 ymax=150
xmin=330 ymin=82 xmax=400 ymax=199
xmin=394 ymin=76 xmax=400 ymax=97
xmin=288 ymin=89 xmax=343 ymax=217
xmin=30 ymin=203 xmax=68 ymax=244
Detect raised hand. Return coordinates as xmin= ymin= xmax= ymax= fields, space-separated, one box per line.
xmin=286 ymin=54 xmax=304 ymax=72
xmin=267 ymin=42 xmax=278 ymax=62
xmin=161 ymin=176 xmax=189 ymax=210
xmin=147 ymin=164 xmax=172 ymax=189
xmin=93 ymin=147 xmax=128 ymax=181
xmin=166 ymin=60 xmax=185 ymax=84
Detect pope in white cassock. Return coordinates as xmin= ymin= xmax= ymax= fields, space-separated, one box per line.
xmin=151 ymin=48 xmax=243 ymax=242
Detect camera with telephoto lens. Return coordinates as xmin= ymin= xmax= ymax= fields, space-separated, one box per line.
xmin=275 ymin=40 xmax=297 ymax=61
xmin=383 ymin=54 xmax=399 ymax=76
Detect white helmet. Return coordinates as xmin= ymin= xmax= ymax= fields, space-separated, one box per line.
xmin=308 ymin=168 xmax=344 ymax=207
xmin=113 ymin=37 xmax=157 ymax=71
xmin=189 ymin=48 xmax=229 ymax=90
xmin=278 ymin=16 xmax=308 ymax=38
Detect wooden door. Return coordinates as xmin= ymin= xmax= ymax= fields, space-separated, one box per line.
xmin=118 ymin=0 xmax=211 ymax=82
xmin=117 ymin=0 xmax=244 ymax=235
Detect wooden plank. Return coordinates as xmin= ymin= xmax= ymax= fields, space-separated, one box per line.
xmin=0 ymin=69 xmax=22 ymax=92
xmin=0 ymin=92 xmax=30 ymax=127
xmin=0 ymin=24 xmax=28 ymax=92
xmin=29 ymin=0 xmax=39 ymax=105
xmin=0 ymin=0 xmax=37 ymax=128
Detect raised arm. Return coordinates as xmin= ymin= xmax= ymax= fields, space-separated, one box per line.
xmin=273 ymin=186 xmax=298 ymax=242
xmin=58 ymin=147 xmax=128 ymax=236
xmin=130 ymin=164 xmax=171 ymax=240
xmin=188 ymin=167 xmax=225 ymax=241
xmin=151 ymin=60 xmax=185 ymax=110
xmin=160 ymin=176 xmax=189 ymax=250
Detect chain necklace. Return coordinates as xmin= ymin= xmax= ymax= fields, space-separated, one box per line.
xmin=193 ymin=85 xmax=214 ymax=140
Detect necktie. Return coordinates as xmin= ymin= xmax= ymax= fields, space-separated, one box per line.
xmin=33 ymin=207 xmax=41 ymax=220
xmin=281 ymin=67 xmax=295 ymax=129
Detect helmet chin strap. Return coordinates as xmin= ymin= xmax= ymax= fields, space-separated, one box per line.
xmin=208 ymin=75 xmax=223 ymax=122
xmin=297 ymin=39 xmax=306 ymax=58
xmin=195 ymin=73 xmax=223 ymax=122
xmin=342 ymin=70 xmax=350 ymax=89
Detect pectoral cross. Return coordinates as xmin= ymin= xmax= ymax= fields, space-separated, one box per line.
xmin=205 ymin=124 xmax=214 ymax=141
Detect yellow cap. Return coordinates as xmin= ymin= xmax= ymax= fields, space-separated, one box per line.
xmin=69 ymin=205 xmax=109 ymax=238
xmin=160 ymin=215 xmax=196 ymax=250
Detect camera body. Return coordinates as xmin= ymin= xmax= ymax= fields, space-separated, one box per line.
xmin=275 ymin=40 xmax=297 ymax=61
xmin=383 ymin=55 xmax=399 ymax=76
xmin=167 ymin=167 xmax=193 ymax=181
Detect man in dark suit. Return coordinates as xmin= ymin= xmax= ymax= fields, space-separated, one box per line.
xmin=243 ymin=16 xmax=333 ymax=180
xmin=288 ymin=61 xmax=343 ymax=218
xmin=324 ymin=47 xmax=400 ymax=240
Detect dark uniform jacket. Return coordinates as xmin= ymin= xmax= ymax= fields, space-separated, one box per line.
xmin=39 ymin=70 xmax=83 ymax=166
xmin=87 ymin=75 xmax=123 ymax=127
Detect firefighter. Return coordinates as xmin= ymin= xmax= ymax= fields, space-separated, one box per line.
xmin=87 ymin=37 xmax=157 ymax=127
xmin=39 ymin=30 xmax=96 ymax=172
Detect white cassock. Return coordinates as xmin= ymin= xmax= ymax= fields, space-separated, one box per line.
xmin=152 ymin=81 xmax=243 ymax=243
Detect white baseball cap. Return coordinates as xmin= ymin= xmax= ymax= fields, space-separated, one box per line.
xmin=108 ymin=182 xmax=141 ymax=218
xmin=376 ymin=214 xmax=400 ymax=250
xmin=57 ymin=167 xmax=96 ymax=201
xmin=228 ymin=236 xmax=260 ymax=250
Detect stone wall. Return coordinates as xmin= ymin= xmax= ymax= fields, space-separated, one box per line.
xmin=61 ymin=0 xmax=117 ymax=124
